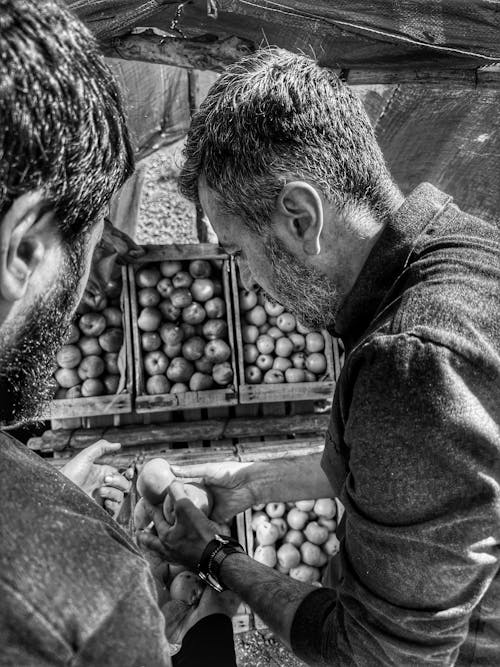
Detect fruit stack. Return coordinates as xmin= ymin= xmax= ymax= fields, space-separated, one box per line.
xmin=237 ymin=288 xmax=330 ymax=386
xmin=53 ymin=275 xmax=125 ymax=399
xmin=133 ymin=258 xmax=235 ymax=397
xmin=249 ymin=499 xmax=340 ymax=584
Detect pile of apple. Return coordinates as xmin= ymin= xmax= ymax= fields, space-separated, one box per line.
xmin=53 ymin=277 xmax=124 ymax=399
xmin=134 ymin=259 xmax=234 ymax=395
xmin=250 ymin=498 xmax=340 ymax=583
xmin=238 ymin=288 xmax=329 ymax=385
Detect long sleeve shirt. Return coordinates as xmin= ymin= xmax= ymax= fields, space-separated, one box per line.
xmin=291 ymin=183 xmax=500 ymax=666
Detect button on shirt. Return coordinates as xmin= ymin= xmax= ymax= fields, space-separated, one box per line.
xmin=291 ymin=184 xmax=500 ymax=666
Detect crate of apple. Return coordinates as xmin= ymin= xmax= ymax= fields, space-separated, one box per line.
xmin=131 ymin=248 xmax=238 ymax=412
xmin=232 ymin=273 xmax=336 ymax=402
xmin=248 ymin=498 xmax=341 ymax=585
xmin=48 ymin=268 xmax=132 ymax=418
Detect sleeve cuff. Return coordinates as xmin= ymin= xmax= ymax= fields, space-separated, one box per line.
xmin=290 ymin=587 xmax=337 ymax=664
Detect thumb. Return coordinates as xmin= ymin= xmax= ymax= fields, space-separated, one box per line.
xmin=168 ymin=480 xmax=188 ymax=503
xmin=83 ymin=440 xmax=121 ymax=462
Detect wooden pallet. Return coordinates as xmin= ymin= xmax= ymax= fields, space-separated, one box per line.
xmin=130 ymin=244 xmax=239 ymax=414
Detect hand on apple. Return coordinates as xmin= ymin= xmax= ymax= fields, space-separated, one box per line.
xmin=60 ymin=440 xmax=131 ymax=516
xmin=170 ymin=461 xmax=257 ymax=523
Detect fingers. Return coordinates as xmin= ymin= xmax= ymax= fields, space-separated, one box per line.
xmin=137 ymin=531 xmax=169 ymax=558
xmin=103 ymin=498 xmax=120 ymax=515
xmin=103 ymin=472 xmax=131 ymax=493
xmin=83 ymin=440 xmax=121 ymax=462
xmin=99 ymin=486 xmax=124 ymax=504
xmin=168 ymin=480 xmax=188 ymax=503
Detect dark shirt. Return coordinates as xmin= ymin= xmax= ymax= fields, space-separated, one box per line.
xmin=0 ymin=432 xmax=171 ymax=666
xmin=291 ymin=184 xmax=500 ymax=665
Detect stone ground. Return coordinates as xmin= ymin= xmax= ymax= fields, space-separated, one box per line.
xmin=136 ymin=143 xmax=306 ymax=667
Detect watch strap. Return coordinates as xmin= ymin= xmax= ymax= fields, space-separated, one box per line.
xmin=197 ymin=534 xmax=245 ymax=592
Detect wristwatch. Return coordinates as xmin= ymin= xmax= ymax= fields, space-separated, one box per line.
xmin=197 ymin=534 xmax=246 ymax=592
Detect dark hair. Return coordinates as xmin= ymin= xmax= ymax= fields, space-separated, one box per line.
xmin=0 ymin=0 xmax=133 ymax=242
xmin=180 ymin=48 xmax=396 ymax=231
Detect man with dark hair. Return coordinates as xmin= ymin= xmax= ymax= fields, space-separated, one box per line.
xmin=143 ymin=48 xmax=500 ymax=665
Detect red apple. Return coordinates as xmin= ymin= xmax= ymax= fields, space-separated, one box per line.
xmin=170 ymin=287 xmax=193 ymax=309
xmin=78 ymin=336 xmax=102 ymax=356
xmin=267 ymin=326 xmax=284 ymax=340
xmin=284 ymin=529 xmax=305 ymax=548
xmin=239 ymin=290 xmax=258 ymax=312
xmin=163 ymin=343 xmax=182 ymax=358
xmin=288 ymin=332 xmax=305 ymax=352
xmin=79 ymin=312 xmax=106 ymax=337
xmin=166 ymin=357 xmax=195 ymax=384
xmin=159 ymin=323 xmax=184 ymax=346
xmin=56 ymin=345 xmax=82 ymax=369
xmin=172 ymin=271 xmax=193 ymax=289
xmin=102 ymin=306 xmax=122 ymax=327
xmin=189 ymin=259 xmax=212 ymax=278
xmin=273 ymin=357 xmax=292 ymax=372
xmin=189 ymin=372 xmax=214 ymax=391
xmin=137 ymin=458 xmax=175 ymax=504
xmin=246 ymin=305 xmax=266 ymax=327
xmin=263 ymin=298 xmax=284 ymax=317
xmin=243 ymin=344 xmax=259 ymax=364
xmin=191 ymin=278 xmax=214 ymax=303
xmin=291 ymin=352 xmax=307 ymax=369
xmin=137 ymin=287 xmax=160 ymax=308
xmin=136 ymin=266 xmax=161 ymax=288
xmin=156 ymin=277 xmax=174 ymax=298
xmin=138 ymin=307 xmax=162 ymax=332
xmin=245 ymin=365 xmax=262 ymax=384
xmin=277 ymin=543 xmax=301 ymax=571
xmin=254 ymin=545 xmax=277 ymax=568
xmin=99 ymin=328 xmax=123 ymax=353
xmin=202 ymin=319 xmax=228 ymax=341
xmin=141 ymin=332 xmax=161 ymax=352
xmin=304 ymin=521 xmax=329 ymax=546
xmin=78 ymin=355 xmax=105 ymax=380
xmin=182 ymin=302 xmax=206 ymax=325
xmin=275 ymin=337 xmax=293 ymax=358
xmin=306 ymin=352 xmax=327 ymax=375
xmin=305 ymin=332 xmax=325 ymax=353
xmin=182 ymin=336 xmax=205 ymax=361
xmin=266 ymin=502 xmax=286 ymax=518
xmin=81 ymin=377 xmax=105 ymax=397
xmin=285 ymin=367 xmax=306 ymax=383
xmin=256 ymin=335 xmax=274 ymax=355
xmin=256 ymin=354 xmax=273 ymax=371
xmin=204 ymin=297 xmax=226 ymax=319
xmin=212 ymin=362 xmax=233 ymax=386
xmin=194 ymin=356 xmax=214 ymax=374
xmin=204 ymin=339 xmax=231 ymax=364
xmin=286 ymin=508 xmax=308 ymax=531
xmin=170 ymin=571 xmax=205 ymax=605
xmin=146 ymin=374 xmax=171 ymax=395
xmin=104 ymin=352 xmax=120 ymax=374
xmin=159 ymin=300 xmax=181 ymax=322
xmin=277 ymin=312 xmax=296 ymax=333
xmin=144 ymin=350 xmax=168 ymax=376
xmin=159 ymin=260 xmax=182 ymax=278
xmin=242 ymin=324 xmax=259 ymax=344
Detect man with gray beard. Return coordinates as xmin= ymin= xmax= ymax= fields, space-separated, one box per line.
xmin=140 ymin=49 xmax=500 ymax=666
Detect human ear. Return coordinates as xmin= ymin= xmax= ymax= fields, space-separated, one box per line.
xmin=0 ymin=191 xmax=55 ymax=302
xmin=276 ymin=181 xmax=324 ymax=255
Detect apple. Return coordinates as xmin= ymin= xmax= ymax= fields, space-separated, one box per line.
xmin=251 ymin=511 xmax=269 ymax=532
xmin=56 ymin=345 xmax=82 ymax=369
xmin=204 ymin=339 xmax=231 ymax=364
xmin=185 ymin=482 xmax=213 ymax=515
xmin=265 ymin=502 xmax=286 ymax=518
xmin=256 ymin=521 xmax=280 ymax=546
xmin=159 ymin=323 xmax=184 ymax=347
xmin=65 ymin=323 xmax=80 ymax=344
xmin=318 ymin=517 xmax=337 ymax=532
xmin=212 ymin=279 xmax=223 ymax=297
xmin=275 ymin=337 xmax=293 ymax=357
xmin=78 ymin=336 xmax=102 ymax=357
xmin=260 ymin=323 xmax=270 ymax=335
xmin=256 ymin=354 xmax=273 ymax=372
xmin=242 ymin=324 xmax=259 ymax=344
xmin=289 ymin=565 xmax=320 ymax=583
xmin=304 ymin=370 xmax=317 ymax=382
xmin=246 ymin=305 xmax=266 ymax=327
xmin=189 ymin=372 xmax=213 ymax=391
xmin=182 ymin=302 xmax=206 ymax=325
xmin=273 ymin=357 xmax=292 ymax=373
xmin=253 ymin=504 xmax=265 ymax=511
xmin=65 ymin=384 xmax=82 ymax=399
xmin=78 ymin=355 xmax=105 ymax=380
xmin=243 ymin=344 xmax=259 ymax=364
xmin=145 ymin=374 xmax=170 ymax=394
xmin=296 ymin=320 xmax=311 ymax=335
xmin=291 ymin=352 xmax=306 ymax=369
xmin=256 ymin=335 xmax=274 ymax=355
xmin=170 ymin=382 xmax=188 ymax=393
xmin=182 ymin=336 xmax=205 ymax=361
xmin=204 ymin=297 xmax=226 ymax=319
xmin=143 ymin=350 xmax=168 ymax=376
xmin=300 ymin=541 xmax=327 ymax=567
xmin=239 ymin=290 xmax=258 ymax=311
xmin=304 ymin=521 xmax=329 ymax=546
xmin=166 ymin=357 xmax=195 ymax=384
xmin=136 ymin=266 xmax=161 ymax=288
xmin=189 ymin=259 xmax=212 ymax=279
xmin=270 ymin=518 xmax=287 ymax=539
xmin=323 ymin=534 xmax=341 ymax=557
xmin=137 ymin=458 xmax=175 ymax=504
xmin=191 ymin=278 xmax=214 ymax=302
xmin=101 ymin=306 xmax=122 ymax=328
xmin=277 ymin=543 xmax=301 ymax=571
xmin=169 ymin=571 xmax=205 ymax=605
xmin=276 ymin=312 xmax=296 ymax=333
xmin=138 ymin=307 xmax=162 ymax=332
xmin=212 ymin=362 xmax=233 ymax=386
xmin=81 ymin=378 xmax=105 ymax=397
xmin=103 ymin=374 xmax=120 ymax=394
xmin=305 ymin=332 xmax=325 ymax=353
xmin=79 ymin=312 xmax=106 ymax=337
xmin=295 ymin=500 xmax=315 ymax=512
xmin=288 ymin=332 xmax=305 ymax=352
xmin=245 ymin=365 xmax=262 ymax=384
xmin=202 ymin=319 xmax=228 ymax=341
xmin=263 ymin=298 xmax=284 ymax=317
xmin=99 ymin=328 xmax=123 ymax=353
xmin=268 ymin=316 xmax=278 ymax=326
xmin=194 ymin=356 xmax=214 ymax=374
xmin=104 ymin=353 xmax=119 ymax=375
xmin=156 ymin=277 xmax=174 ymax=299
xmin=267 ymin=326 xmax=284 ymax=340
xmin=180 ymin=323 xmax=197 ymax=339
xmin=306 ymin=353 xmax=327 ymax=375
xmin=159 ymin=260 xmax=182 ymax=277
xmin=286 ymin=508 xmax=308 ymax=531
xmin=141 ymin=332 xmax=161 ymax=352
xmin=163 ymin=343 xmax=182 ymax=358
xmin=138 ymin=287 xmax=161 ymax=308
xmin=263 ymin=369 xmax=285 ymax=384
xmin=159 ymin=301 xmax=181 ymax=322
xmin=284 ymin=529 xmax=305 ymax=548
xmin=285 ymin=368 xmax=306 ymax=383
xmin=253 ymin=545 xmax=277 ymax=569
xmin=313 ymin=498 xmax=336 ymax=519
xmin=172 ymin=271 xmax=193 ymax=289
xmin=170 ymin=287 xmax=193 ymax=309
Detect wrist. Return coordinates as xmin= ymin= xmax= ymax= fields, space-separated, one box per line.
xmin=244 ymin=461 xmax=271 ymax=506
xmin=197 ymin=534 xmax=246 ymax=592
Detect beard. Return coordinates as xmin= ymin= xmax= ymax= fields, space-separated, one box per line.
xmin=264 ymin=234 xmax=340 ymax=331
xmin=0 ymin=246 xmax=86 ymax=427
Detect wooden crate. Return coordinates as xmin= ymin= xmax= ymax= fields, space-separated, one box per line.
xmin=230 ymin=259 xmax=337 ymax=404
xmin=41 ymin=266 xmax=134 ymax=425
xmin=129 ymin=244 xmax=238 ymax=413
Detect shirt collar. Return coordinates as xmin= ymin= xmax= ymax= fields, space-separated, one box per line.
xmin=332 ymin=183 xmax=453 ymax=350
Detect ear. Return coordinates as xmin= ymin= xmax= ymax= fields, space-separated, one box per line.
xmin=275 ymin=181 xmax=324 ymax=256
xmin=0 ymin=191 xmax=56 ymax=302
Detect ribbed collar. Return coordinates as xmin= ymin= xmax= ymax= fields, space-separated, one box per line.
xmin=332 ymin=183 xmax=453 ymax=351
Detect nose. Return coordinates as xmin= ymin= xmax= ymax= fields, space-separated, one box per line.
xmin=237 ymin=258 xmax=259 ymax=292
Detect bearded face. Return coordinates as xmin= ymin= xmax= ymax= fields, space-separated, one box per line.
xmin=0 ymin=244 xmax=86 ymax=426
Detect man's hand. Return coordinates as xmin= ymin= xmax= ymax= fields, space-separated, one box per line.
xmin=61 ymin=440 xmax=131 ymax=516
xmin=171 ymin=461 xmax=257 ymax=523
xmin=138 ymin=481 xmax=220 ymax=570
